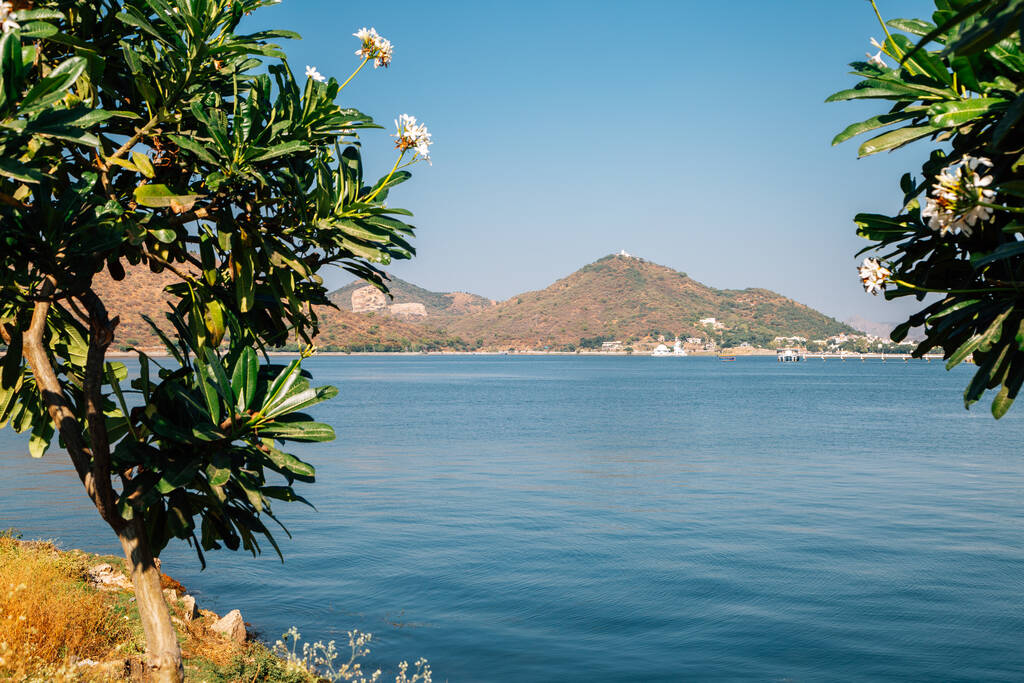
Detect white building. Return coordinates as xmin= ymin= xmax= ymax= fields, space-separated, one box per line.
xmin=699 ymin=317 xmax=726 ymax=330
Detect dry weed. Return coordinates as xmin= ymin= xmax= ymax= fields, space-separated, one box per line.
xmin=0 ymin=537 xmax=133 ymax=680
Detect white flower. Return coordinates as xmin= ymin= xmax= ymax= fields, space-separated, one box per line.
xmin=870 ymin=36 xmax=886 ymax=51
xmin=858 ymin=257 xmax=891 ymax=296
xmin=921 ymin=155 xmax=997 ymax=237
xmin=304 ymin=65 xmax=326 ymax=83
xmin=393 ymin=113 xmax=432 ymax=162
xmin=0 ymin=2 xmax=18 ymax=33
xmin=866 ymin=50 xmax=887 ymax=68
xmin=354 ymin=27 xmax=393 ymax=68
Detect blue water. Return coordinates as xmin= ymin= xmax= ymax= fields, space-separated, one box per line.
xmin=2 ymin=356 xmax=1024 ymax=681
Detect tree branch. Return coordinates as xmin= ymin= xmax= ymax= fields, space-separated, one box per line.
xmin=80 ymin=289 xmax=121 ymax=527
xmin=22 ymin=276 xmax=122 ymax=529
xmin=167 ymin=207 xmax=210 ymax=226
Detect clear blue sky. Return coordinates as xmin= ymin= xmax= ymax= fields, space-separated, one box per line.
xmin=248 ymin=0 xmax=937 ymax=324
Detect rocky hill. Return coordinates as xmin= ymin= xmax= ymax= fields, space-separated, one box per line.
xmin=328 ymin=276 xmax=493 ymax=319
xmin=444 ymin=254 xmax=854 ymax=348
xmin=92 ymin=267 xmax=463 ymax=353
xmin=89 ymin=253 xmax=854 ymax=352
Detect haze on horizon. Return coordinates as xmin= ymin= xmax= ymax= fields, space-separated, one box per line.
xmin=248 ymin=0 xmax=937 ymax=325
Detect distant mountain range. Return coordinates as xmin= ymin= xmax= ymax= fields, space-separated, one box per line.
xmin=96 ymin=253 xmax=860 ymax=352
xmin=843 ymin=315 xmax=923 ymax=342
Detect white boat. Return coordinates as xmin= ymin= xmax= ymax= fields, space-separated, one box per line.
xmin=652 ymin=338 xmax=687 ymax=357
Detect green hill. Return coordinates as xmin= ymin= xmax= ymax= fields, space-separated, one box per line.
xmin=444 ymin=254 xmax=854 ymax=348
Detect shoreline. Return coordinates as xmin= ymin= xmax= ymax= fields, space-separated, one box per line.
xmin=106 ymin=349 xmax=939 ymax=359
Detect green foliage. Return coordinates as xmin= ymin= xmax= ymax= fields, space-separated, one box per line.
xmin=0 ymin=0 xmax=426 ymax=565
xmin=831 ymin=0 xmax=1024 ymax=417
xmin=187 ymin=642 xmax=316 ymax=683
xmin=578 ymin=335 xmax=614 ymax=349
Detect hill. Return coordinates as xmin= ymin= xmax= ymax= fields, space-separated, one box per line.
xmin=328 ymin=275 xmax=493 ymax=318
xmin=92 ymin=267 xmax=467 ymax=353
xmin=444 ymin=254 xmax=854 ymax=348
xmin=89 ymin=253 xmax=854 ymax=353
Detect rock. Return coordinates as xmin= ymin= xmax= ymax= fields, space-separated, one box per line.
xmin=87 ymin=563 xmax=133 ymax=591
xmin=211 ymin=609 xmax=246 ymax=643
xmin=75 ymin=658 xmax=128 ymax=677
xmin=163 ymin=588 xmax=178 ymax=602
xmin=180 ymin=594 xmax=198 ymax=621
xmin=351 ymin=286 xmax=387 ymax=313
xmin=389 ymin=302 xmax=427 ymax=318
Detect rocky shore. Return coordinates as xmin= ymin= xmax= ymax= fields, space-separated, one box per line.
xmin=0 ymin=536 xmax=303 ymax=682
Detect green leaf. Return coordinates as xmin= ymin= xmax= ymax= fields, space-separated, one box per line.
xmin=16 ymin=9 xmax=64 ymax=21
xmin=854 ymin=213 xmax=913 ymax=239
xmin=134 ymin=184 xmax=204 ymax=209
xmin=971 ymin=242 xmax=1024 ymax=267
xmin=235 ymin=247 xmax=255 ymax=312
xmin=261 ymin=486 xmax=314 ymax=507
xmin=262 ymin=444 xmax=316 ymax=479
xmin=858 ymin=125 xmax=939 ymax=157
xmin=887 ymin=33 xmax=952 ymax=85
xmin=156 ymin=460 xmax=202 ymax=494
xmin=260 ymin=360 xmax=302 ymax=414
xmin=947 ymin=308 xmax=1012 ymax=369
xmin=247 ymin=140 xmax=309 ymax=162
xmin=887 ymin=17 xmax=938 ymax=38
xmin=193 ymin=351 xmax=221 ymax=425
xmin=927 ymin=299 xmax=981 ymax=321
xmin=17 ymin=21 xmax=58 ymax=39
xmin=831 ymin=109 xmax=926 ymax=146
xmin=132 ymin=151 xmax=156 ymax=178
xmin=20 ymin=56 xmax=86 ymax=112
xmin=148 ymin=227 xmax=176 ymax=243
xmin=263 ymin=384 xmax=338 ymax=420
xmin=166 ymin=134 xmax=220 ymax=165
xmin=991 ymin=92 xmax=1024 ymax=146
xmin=206 ymin=462 xmax=230 ymax=487
xmin=259 ymin=420 xmax=335 ymax=442
xmin=28 ymin=422 xmax=53 ymax=458
xmin=826 ymin=86 xmax=921 ymax=103
xmin=231 ymin=347 xmax=258 ymax=412
xmin=0 ymin=158 xmax=47 ymax=183
xmin=203 ymin=301 xmax=226 ymax=348
xmin=928 ymin=97 xmax=1007 ymax=128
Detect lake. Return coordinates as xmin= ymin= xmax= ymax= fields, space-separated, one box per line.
xmin=2 ymin=356 xmax=1023 ymax=681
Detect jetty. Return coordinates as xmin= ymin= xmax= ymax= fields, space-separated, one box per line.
xmin=800 ymin=353 xmax=944 ymax=361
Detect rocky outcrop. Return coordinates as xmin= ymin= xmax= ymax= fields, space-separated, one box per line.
xmin=351 ymin=286 xmax=387 ymax=313
xmin=180 ymin=594 xmax=199 ymax=621
xmin=389 ymin=302 xmax=427 ymax=318
xmin=87 ymin=563 xmax=133 ymax=591
xmin=211 ymin=609 xmax=247 ymax=643
xmin=351 ymin=286 xmax=428 ymax=318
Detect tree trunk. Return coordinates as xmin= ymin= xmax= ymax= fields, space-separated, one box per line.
xmin=119 ymin=519 xmax=183 ymax=683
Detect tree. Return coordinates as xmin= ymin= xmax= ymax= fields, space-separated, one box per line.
xmin=0 ymin=2 xmax=430 ymax=680
xmin=832 ymin=0 xmax=1024 ymax=418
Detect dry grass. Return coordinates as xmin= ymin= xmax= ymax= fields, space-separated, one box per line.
xmin=0 ymin=533 xmax=315 ymax=682
xmin=0 ymin=536 xmax=136 ymax=681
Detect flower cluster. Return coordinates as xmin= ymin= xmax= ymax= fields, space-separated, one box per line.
xmin=1 ymin=2 xmax=18 ymax=33
xmin=305 ymin=65 xmax=326 ymax=83
xmin=354 ymin=27 xmax=393 ymax=68
xmin=921 ymin=155 xmax=997 ymax=237
xmin=272 ymin=626 xmax=431 ymax=682
xmin=866 ymin=37 xmax=887 ymax=68
xmin=858 ymin=257 xmax=891 ymax=295
xmin=393 ymin=114 xmax=432 ymax=161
